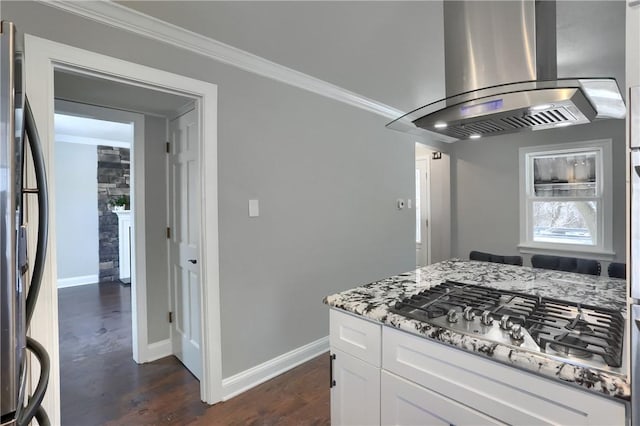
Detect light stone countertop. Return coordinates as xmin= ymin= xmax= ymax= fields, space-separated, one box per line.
xmin=323 ymin=258 xmax=630 ymax=400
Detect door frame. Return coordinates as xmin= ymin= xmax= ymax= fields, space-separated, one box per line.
xmin=24 ymin=34 xmax=222 ymax=422
xmin=415 ymin=158 xmax=431 ymax=267
xmin=415 ymin=144 xmax=433 ymax=267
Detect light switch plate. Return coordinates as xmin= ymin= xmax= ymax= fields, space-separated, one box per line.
xmin=249 ymin=199 xmax=259 ymax=217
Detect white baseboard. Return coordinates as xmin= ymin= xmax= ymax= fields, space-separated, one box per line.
xmin=57 ymin=274 xmax=99 ymax=288
xmin=145 ymin=339 xmax=172 ymax=363
xmin=221 ymin=336 xmax=329 ymax=401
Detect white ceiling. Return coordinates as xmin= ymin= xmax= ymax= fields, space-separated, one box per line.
xmin=116 ymin=1 xmax=446 ymax=113
xmin=55 ymin=113 xmax=133 ymax=147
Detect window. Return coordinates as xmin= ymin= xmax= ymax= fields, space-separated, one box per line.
xmin=519 ymin=139 xmax=613 ymax=257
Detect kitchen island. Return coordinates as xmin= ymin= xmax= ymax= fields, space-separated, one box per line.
xmin=324 ymin=259 xmax=629 ymax=425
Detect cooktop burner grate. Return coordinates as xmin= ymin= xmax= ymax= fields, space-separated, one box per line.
xmin=391 ymin=281 xmax=624 ymax=369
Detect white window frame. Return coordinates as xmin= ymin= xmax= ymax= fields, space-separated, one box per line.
xmin=518 ymin=139 xmax=614 ymax=259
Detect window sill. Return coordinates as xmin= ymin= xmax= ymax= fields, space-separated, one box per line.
xmin=518 ymin=243 xmax=616 ymax=261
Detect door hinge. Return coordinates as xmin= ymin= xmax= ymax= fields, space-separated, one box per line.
xmin=168 ymin=311 xmax=173 ymax=323
xmin=166 ymin=141 xmax=170 ymax=153
xmin=166 ymin=227 xmax=171 ymax=238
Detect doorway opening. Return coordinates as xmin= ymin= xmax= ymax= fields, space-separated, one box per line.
xmin=416 ymin=143 xmax=432 ymax=267
xmin=54 ymin=108 xmax=135 ymax=289
xmin=51 ymin=66 xmax=204 ymax=422
xmin=25 ymin=35 xmax=222 ymax=421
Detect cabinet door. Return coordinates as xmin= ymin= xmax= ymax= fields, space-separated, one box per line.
xmin=331 ymin=348 xmax=380 ymax=426
xmin=381 ymin=371 xmax=505 ymax=426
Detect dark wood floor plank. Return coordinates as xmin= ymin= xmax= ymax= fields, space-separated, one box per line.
xmin=58 ymin=282 xmax=330 ymax=425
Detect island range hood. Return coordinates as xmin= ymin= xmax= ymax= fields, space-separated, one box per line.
xmin=386 ymin=0 xmax=626 ymax=141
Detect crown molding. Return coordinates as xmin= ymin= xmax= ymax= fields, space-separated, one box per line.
xmin=40 ymin=0 xmax=406 ymax=120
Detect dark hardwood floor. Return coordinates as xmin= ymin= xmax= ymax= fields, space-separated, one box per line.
xmin=58 ymin=282 xmax=330 ymax=425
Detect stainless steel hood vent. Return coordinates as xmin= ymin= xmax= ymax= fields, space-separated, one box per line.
xmin=387 ymin=1 xmax=625 ymax=141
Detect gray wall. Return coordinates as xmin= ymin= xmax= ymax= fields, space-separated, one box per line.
xmin=450 ymin=120 xmax=626 ymax=266
xmin=143 ymin=115 xmax=170 ymax=344
xmin=5 ymin=1 xmax=418 ymax=377
xmin=54 ymin=142 xmax=99 ymax=281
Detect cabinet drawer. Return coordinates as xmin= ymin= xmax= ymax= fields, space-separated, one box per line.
xmin=381 ymin=370 xmax=505 ymax=426
xmin=330 ymin=309 xmax=381 ymax=366
xmin=383 ymin=327 xmax=625 ymax=425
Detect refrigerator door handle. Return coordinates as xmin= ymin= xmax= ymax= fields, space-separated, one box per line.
xmin=22 ymin=96 xmax=48 ymax=328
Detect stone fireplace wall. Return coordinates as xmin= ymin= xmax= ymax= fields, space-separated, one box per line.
xmin=97 ymin=146 xmax=130 ymax=282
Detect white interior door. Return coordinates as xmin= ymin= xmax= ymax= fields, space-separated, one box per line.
xmin=168 ymin=107 xmax=202 ymax=379
xmin=416 ymin=159 xmax=429 ymax=267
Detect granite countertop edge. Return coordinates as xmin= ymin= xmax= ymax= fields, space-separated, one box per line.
xmin=323 ymin=259 xmax=630 ymax=401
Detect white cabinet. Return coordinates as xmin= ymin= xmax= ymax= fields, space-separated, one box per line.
xmin=383 ymin=326 xmax=626 ymax=426
xmin=331 ymin=348 xmax=380 ymax=426
xmin=330 ymin=309 xmax=381 ymax=426
xmin=381 ymin=370 xmax=504 ymax=426
xmin=328 ymin=308 xmax=627 ymax=426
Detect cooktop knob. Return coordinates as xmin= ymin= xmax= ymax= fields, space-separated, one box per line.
xmin=481 ymin=310 xmax=494 ymax=326
xmin=463 ymin=306 xmax=476 ymax=321
xmin=510 ymin=324 xmax=525 ymax=341
xmin=499 ymin=315 xmax=513 ymax=330
xmin=446 ymin=308 xmax=459 ymax=323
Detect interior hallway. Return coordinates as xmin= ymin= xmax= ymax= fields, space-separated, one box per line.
xmin=58 ymin=282 xmax=330 ymax=425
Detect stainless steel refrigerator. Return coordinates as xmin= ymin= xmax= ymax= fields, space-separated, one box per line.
xmin=0 ymin=21 xmax=49 ymax=426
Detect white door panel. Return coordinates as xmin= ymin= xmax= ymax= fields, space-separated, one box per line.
xmin=168 ymin=107 xmax=202 ymax=379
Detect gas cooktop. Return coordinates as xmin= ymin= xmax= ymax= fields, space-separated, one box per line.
xmin=391 ymin=280 xmax=624 ymax=371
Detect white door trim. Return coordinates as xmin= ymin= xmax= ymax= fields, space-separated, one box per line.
xmin=24 ymin=34 xmax=222 ymax=423
xmin=415 ymin=146 xmax=433 ymax=267
xmin=415 ymin=158 xmax=430 ymax=267
xmin=425 ymin=159 xmax=432 ymax=266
